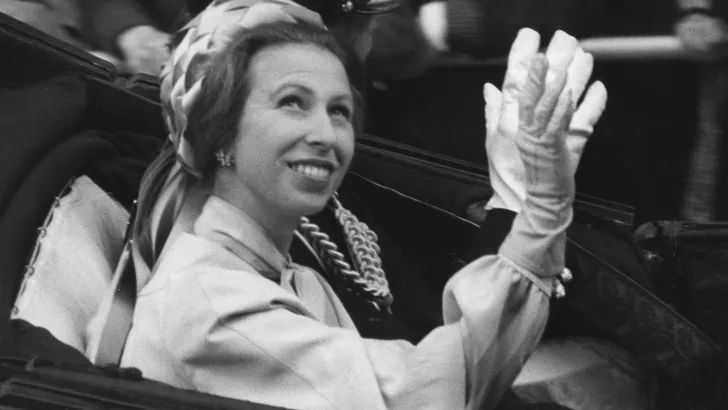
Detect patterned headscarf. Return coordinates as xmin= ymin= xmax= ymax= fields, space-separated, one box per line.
xmin=160 ymin=0 xmax=325 ymax=177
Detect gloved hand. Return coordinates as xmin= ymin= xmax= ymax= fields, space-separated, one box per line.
xmin=494 ymin=31 xmax=607 ymax=284
xmin=484 ymin=30 xmax=600 ymax=213
xmin=117 ymin=25 xmax=172 ymax=76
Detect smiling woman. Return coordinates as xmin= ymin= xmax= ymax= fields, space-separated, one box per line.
xmin=96 ymin=15 xmax=604 ymax=408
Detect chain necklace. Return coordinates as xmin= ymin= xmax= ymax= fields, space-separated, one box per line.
xmin=298 ymin=193 xmax=393 ymax=312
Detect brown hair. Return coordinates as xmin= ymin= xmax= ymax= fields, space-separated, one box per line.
xmin=184 ymin=21 xmax=366 ymax=180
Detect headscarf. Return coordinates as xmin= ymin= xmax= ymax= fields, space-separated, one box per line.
xmin=160 ymin=0 xmax=326 ymax=177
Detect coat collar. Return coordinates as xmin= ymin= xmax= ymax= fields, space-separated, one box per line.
xmin=191 ymin=195 xmax=357 ymax=329
xmin=194 ymin=196 xmax=288 ymax=280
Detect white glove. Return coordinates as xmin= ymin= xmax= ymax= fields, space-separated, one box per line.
xmin=485 ymin=30 xmax=602 ymax=213
xmin=496 ymin=39 xmax=608 ymax=282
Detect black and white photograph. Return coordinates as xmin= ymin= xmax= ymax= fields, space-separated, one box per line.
xmin=0 ymin=0 xmax=726 ymax=409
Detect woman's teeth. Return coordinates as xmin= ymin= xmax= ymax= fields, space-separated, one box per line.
xmin=290 ymin=163 xmax=331 ymax=178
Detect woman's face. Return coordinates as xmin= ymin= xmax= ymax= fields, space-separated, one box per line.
xmin=230 ymin=42 xmax=356 ymax=219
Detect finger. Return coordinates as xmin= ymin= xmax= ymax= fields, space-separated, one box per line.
xmin=545 ymin=31 xmax=578 ymax=86
xmin=546 ymin=89 xmax=574 ymax=143
xmin=566 ymin=130 xmax=589 ymax=173
xmin=501 ymin=29 xmax=541 ymax=109
xmin=484 ymin=83 xmax=503 ymax=135
xmin=520 ymin=54 xmax=549 ymax=129
xmin=531 ymin=63 xmax=568 ymax=134
xmin=499 ymin=29 xmax=541 ymax=137
xmin=565 ymin=49 xmax=594 ymax=104
xmin=570 ymin=80 xmax=608 ymax=133
xmin=503 ymin=28 xmax=541 ymax=90
xmin=567 ymin=81 xmax=607 ymax=169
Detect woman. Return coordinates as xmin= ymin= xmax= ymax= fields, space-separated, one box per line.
xmin=132 ymin=0 xmax=589 ymax=340
xmin=82 ymin=1 xmax=643 ymax=408
xmin=104 ymin=0 xmax=442 ymax=348
xmin=117 ymin=17 xmax=605 ymax=409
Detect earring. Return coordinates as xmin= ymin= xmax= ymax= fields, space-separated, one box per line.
xmin=215 ymin=150 xmax=235 ymax=167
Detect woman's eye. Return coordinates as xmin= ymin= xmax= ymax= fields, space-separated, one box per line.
xmin=331 ymin=105 xmax=353 ymax=120
xmin=279 ymin=95 xmax=304 ymax=110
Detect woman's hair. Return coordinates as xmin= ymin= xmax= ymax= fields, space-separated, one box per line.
xmin=185 ymin=21 xmax=366 ymax=180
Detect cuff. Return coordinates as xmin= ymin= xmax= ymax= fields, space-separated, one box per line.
xmin=485 ymin=193 xmax=523 ymax=213
xmin=500 ymin=255 xmax=554 ymax=296
xmin=498 ymin=202 xmax=573 ymax=278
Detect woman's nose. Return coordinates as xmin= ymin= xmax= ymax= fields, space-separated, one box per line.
xmin=305 ymin=112 xmax=337 ymax=147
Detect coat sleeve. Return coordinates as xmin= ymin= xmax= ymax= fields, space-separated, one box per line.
xmin=161 ymin=252 xmax=551 ymax=410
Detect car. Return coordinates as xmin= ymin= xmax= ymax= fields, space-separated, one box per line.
xmin=0 ymin=9 xmax=725 ymax=410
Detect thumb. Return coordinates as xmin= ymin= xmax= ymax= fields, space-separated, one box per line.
xmin=484 ymin=83 xmax=503 ymax=135
xmin=567 ymin=81 xmax=607 ymax=169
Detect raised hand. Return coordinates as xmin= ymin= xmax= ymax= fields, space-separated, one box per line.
xmin=484 ymin=30 xmax=605 ymax=214
xmin=516 ymin=53 xmax=574 ymax=205
xmin=497 ymin=48 xmax=607 ymax=289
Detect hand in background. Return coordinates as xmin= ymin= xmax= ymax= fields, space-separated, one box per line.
xmin=117 ymin=25 xmax=171 ymax=76
xmin=417 ymin=1 xmax=448 ymax=52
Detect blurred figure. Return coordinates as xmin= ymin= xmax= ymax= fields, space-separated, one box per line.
xmin=675 ymin=0 xmax=728 ymax=60
xmin=677 ymin=0 xmax=728 ymax=221
xmin=416 ymin=0 xmax=606 ymax=58
xmin=98 ymin=0 xmax=428 ymax=78
xmin=416 ymin=0 xmax=679 ymax=58
xmin=81 ymin=0 xmax=189 ymax=76
xmin=367 ymin=2 xmax=437 ymax=80
xmin=0 ymin=0 xmax=90 ymax=50
xmin=0 ymin=0 xmax=188 ymax=76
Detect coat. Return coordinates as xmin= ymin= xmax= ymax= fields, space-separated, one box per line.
xmin=120 ymin=195 xmax=553 ymax=410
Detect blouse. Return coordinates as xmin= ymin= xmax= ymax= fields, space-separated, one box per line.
xmin=120 ymin=195 xmax=555 ymax=410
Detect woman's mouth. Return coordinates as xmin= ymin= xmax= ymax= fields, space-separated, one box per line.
xmin=288 ymin=163 xmax=333 ymax=181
